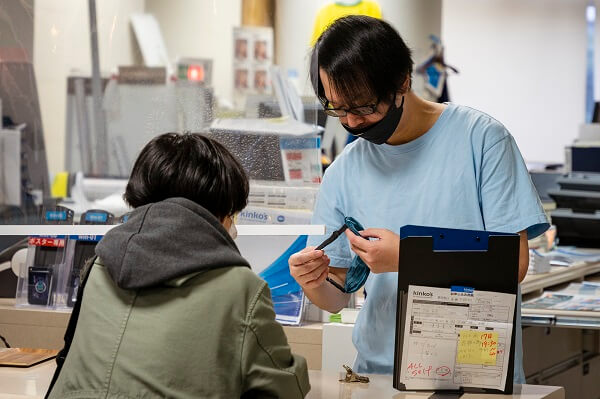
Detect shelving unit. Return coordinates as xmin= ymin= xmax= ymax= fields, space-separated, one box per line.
xmin=520 ymin=260 xmax=600 ymax=399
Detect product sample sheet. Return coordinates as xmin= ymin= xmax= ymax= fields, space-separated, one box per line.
xmin=399 ymin=285 xmax=515 ymax=391
xmin=523 ymin=282 xmax=600 ymax=312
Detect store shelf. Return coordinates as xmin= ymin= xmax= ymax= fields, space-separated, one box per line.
xmin=0 ymin=224 xmax=326 ymax=236
xmin=522 ymin=311 xmax=600 ymax=330
xmin=521 ymin=261 xmax=600 ymax=295
xmin=521 ymin=259 xmax=600 ymax=329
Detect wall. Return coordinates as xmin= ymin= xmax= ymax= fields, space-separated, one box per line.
xmin=145 ymin=0 xmax=241 ymax=106
xmin=442 ymin=0 xmax=599 ymax=163
xmin=278 ymin=0 xmax=597 ymax=163
xmin=34 ymin=0 xmax=145 ymax=176
xmin=275 ymin=0 xmax=442 ymax=97
xmin=32 ymin=0 xmax=600 ymax=173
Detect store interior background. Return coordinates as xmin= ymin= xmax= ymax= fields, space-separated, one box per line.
xmin=2 ymin=1 xmax=600 ymax=398
xmin=3 ymin=0 xmax=593 ymax=176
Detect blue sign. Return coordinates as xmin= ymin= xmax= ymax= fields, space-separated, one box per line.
xmin=69 ymin=235 xmax=103 ymax=242
xmin=45 ymin=210 xmax=67 ymax=221
xmin=85 ymin=212 xmax=108 ymax=223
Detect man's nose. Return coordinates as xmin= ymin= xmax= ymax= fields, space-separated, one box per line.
xmin=343 ymin=113 xmax=365 ymax=128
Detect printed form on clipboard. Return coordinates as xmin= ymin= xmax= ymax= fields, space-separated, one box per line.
xmin=399 ymin=285 xmax=516 ymax=391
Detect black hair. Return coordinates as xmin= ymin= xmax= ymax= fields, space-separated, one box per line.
xmin=310 ymin=15 xmax=413 ymax=107
xmin=124 ymin=132 xmax=249 ymax=220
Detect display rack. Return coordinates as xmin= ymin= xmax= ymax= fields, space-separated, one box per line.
xmin=521 ymin=259 xmax=600 ymax=329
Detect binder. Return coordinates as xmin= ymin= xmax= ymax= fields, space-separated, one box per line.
xmin=393 ymin=225 xmax=520 ymax=394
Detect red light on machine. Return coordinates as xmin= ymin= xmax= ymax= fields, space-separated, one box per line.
xmin=187 ymin=65 xmax=205 ymax=82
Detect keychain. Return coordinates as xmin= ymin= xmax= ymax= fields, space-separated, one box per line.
xmin=339 ymin=364 xmax=370 ymax=383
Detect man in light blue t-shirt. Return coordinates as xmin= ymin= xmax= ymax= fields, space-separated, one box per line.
xmin=288 ymin=16 xmax=549 ymax=383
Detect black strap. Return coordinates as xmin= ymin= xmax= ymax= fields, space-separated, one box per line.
xmin=45 ymin=255 xmax=97 ymax=399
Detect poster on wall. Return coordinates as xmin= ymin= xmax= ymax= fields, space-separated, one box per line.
xmin=233 ymin=26 xmax=273 ymax=109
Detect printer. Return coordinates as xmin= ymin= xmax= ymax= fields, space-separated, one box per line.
xmin=548 ymin=124 xmax=600 ymax=247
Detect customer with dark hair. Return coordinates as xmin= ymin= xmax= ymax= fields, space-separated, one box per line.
xmin=48 ymin=133 xmax=310 ymax=398
xmin=289 ymin=15 xmax=548 ymax=382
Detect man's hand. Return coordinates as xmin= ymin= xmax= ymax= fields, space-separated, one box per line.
xmin=289 ymin=246 xmax=330 ymax=289
xmin=345 ymin=228 xmax=400 ymax=273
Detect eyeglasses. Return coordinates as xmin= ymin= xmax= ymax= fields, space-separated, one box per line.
xmin=321 ymin=99 xmax=380 ymax=117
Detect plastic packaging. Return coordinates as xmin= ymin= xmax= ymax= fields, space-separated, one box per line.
xmin=15 ymin=206 xmax=73 ymax=308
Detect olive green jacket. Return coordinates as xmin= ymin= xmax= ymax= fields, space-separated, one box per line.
xmin=50 ymin=203 xmax=310 ymax=399
xmin=49 ymin=261 xmax=310 ymax=399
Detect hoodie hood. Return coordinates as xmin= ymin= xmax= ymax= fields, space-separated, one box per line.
xmin=96 ymin=197 xmax=250 ymax=290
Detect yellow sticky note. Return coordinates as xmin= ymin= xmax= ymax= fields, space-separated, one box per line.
xmin=456 ymin=330 xmax=499 ymax=366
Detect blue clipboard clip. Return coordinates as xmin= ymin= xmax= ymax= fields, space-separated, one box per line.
xmin=399 ymin=225 xmax=518 ymax=251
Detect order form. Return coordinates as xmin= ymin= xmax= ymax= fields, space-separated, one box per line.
xmin=399 ymin=285 xmax=516 ymax=391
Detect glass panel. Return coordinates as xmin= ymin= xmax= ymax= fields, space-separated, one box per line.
xmin=0 ymin=0 xmax=326 ymax=228
xmin=0 ymin=1 xmax=328 ymax=313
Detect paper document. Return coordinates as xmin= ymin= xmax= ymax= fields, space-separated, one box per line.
xmin=210 ymin=117 xmax=322 ymax=137
xmin=523 ymin=282 xmax=600 ymax=312
xmin=399 ymin=285 xmax=515 ymax=391
xmin=533 ymin=247 xmax=600 ymax=268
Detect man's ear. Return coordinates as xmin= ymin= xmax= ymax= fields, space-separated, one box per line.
xmin=394 ymin=76 xmax=411 ymax=105
xmin=401 ymin=74 xmax=412 ymax=93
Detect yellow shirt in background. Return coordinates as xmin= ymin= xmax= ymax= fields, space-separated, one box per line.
xmin=311 ymin=0 xmax=382 ymax=45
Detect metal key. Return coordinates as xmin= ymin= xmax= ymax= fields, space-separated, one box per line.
xmin=339 ymin=364 xmax=370 ymax=383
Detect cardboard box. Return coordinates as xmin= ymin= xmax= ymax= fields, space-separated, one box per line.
xmin=283 ymin=323 xmax=323 ymax=370
xmin=322 ymin=323 xmax=356 ymax=372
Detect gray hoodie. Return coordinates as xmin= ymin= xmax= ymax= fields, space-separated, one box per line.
xmin=96 ymin=197 xmax=250 ymax=289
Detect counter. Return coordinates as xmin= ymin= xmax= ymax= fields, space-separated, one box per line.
xmin=2 ymin=261 xmax=599 ymax=398
xmin=0 ymin=361 xmax=564 ymax=399
xmin=308 ymin=371 xmax=564 ymax=399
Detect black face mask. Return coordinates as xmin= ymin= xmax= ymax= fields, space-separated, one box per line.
xmin=342 ymin=95 xmax=405 ymax=145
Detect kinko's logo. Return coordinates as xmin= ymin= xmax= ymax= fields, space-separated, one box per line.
xmin=413 ymin=290 xmax=433 ymax=297
xmin=240 ymin=210 xmax=268 ymax=221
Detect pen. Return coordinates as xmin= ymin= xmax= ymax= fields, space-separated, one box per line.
xmin=315 ymin=224 xmax=349 ymax=293
xmin=315 ymin=224 xmax=348 ymax=250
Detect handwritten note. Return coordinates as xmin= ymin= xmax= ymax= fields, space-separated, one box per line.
xmin=401 ymin=286 xmax=515 ymax=390
xmin=456 ymin=330 xmax=498 ymax=366
xmin=406 ymin=362 xmax=433 ymax=377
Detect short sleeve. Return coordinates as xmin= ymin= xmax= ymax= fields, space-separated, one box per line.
xmin=306 ymin=166 xmax=353 ymax=268
xmin=480 ymin=133 xmax=549 ymax=239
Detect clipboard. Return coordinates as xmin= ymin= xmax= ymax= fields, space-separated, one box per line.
xmin=393 ymin=225 xmax=520 ymax=395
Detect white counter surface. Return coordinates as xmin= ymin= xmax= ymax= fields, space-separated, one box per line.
xmin=307 ymin=371 xmax=564 ymax=398
xmin=0 ymin=361 xmax=54 ymax=398
xmin=0 ymin=361 xmax=564 ymax=399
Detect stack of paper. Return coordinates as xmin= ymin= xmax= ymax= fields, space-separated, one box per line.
xmin=528 ymin=247 xmax=600 ymax=270
xmin=523 ymin=282 xmax=600 ymax=312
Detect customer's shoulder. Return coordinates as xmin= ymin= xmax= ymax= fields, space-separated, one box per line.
xmin=224 ymin=265 xmax=265 ymax=284
xmin=181 ymin=267 xmax=269 ymax=314
xmin=196 ymin=266 xmax=266 ymax=292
